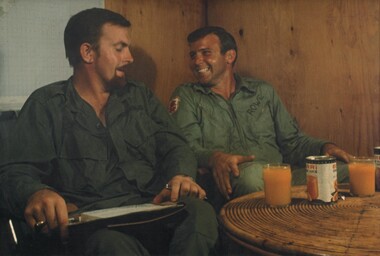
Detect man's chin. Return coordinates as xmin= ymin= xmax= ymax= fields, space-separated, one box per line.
xmin=198 ymin=81 xmax=213 ymax=88
xmin=195 ymin=76 xmax=212 ymax=87
xmin=106 ymin=77 xmax=127 ymax=91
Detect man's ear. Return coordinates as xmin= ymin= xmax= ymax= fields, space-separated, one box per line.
xmin=225 ymin=49 xmax=237 ymax=64
xmin=80 ymin=43 xmax=94 ymax=64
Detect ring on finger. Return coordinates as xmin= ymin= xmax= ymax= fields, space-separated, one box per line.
xmin=34 ymin=220 xmax=47 ymax=232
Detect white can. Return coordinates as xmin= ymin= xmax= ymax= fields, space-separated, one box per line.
xmin=306 ymin=156 xmax=338 ymax=203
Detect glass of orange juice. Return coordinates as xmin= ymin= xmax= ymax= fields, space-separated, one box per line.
xmin=263 ymin=163 xmax=292 ymax=207
xmin=348 ymin=157 xmax=376 ymax=197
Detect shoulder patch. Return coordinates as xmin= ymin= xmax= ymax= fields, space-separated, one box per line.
xmin=168 ymin=96 xmax=180 ymax=114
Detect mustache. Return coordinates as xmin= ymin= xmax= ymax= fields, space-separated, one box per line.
xmin=117 ymin=65 xmax=129 ymax=73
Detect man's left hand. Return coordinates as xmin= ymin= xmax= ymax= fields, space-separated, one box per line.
xmin=152 ymin=175 xmax=206 ymax=204
xmin=323 ymin=143 xmax=353 ymax=163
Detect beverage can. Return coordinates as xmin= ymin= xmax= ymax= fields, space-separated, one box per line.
xmin=306 ymin=156 xmax=338 ymax=203
xmin=374 ymin=147 xmax=380 ymax=191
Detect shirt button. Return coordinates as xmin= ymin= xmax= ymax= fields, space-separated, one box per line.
xmin=96 ymin=123 xmax=101 ymax=128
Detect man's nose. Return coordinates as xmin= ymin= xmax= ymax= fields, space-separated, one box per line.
xmin=123 ymin=49 xmax=134 ymax=64
xmin=193 ymin=54 xmax=203 ymax=65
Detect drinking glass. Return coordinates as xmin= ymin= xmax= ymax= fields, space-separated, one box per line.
xmin=349 ymin=157 xmax=375 ymax=197
xmin=263 ymin=163 xmax=292 ymax=207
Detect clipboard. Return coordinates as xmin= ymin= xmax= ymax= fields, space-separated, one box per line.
xmin=68 ymin=202 xmax=187 ymax=240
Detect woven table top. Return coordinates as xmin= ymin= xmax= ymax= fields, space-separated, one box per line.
xmin=220 ymin=185 xmax=380 ymax=255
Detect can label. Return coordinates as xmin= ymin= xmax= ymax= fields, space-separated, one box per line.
xmin=375 ymin=147 xmax=380 ymax=191
xmin=306 ymin=156 xmax=338 ymax=203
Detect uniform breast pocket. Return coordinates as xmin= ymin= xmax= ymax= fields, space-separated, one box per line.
xmin=58 ymin=129 xmax=108 ymax=192
xmin=59 ymin=130 xmax=107 ymax=160
xmin=122 ymin=112 xmax=161 ymax=165
xmin=241 ymin=101 xmax=276 ymax=140
xmin=199 ymin=104 xmax=234 ymax=147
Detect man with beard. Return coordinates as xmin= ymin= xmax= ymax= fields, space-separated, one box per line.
xmin=169 ymin=26 xmax=352 ymax=212
xmin=0 ymin=9 xmax=218 ymax=255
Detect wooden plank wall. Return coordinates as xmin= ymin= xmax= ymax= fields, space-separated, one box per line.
xmin=105 ymin=0 xmax=205 ymax=106
xmin=207 ymin=0 xmax=379 ymax=156
xmin=106 ymin=0 xmax=379 ymax=157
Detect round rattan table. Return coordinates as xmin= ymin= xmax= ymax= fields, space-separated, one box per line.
xmin=220 ymin=185 xmax=380 ymax=255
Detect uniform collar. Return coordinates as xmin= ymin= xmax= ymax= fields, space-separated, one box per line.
xmin=65 ymin=78 xmax=129 ymax=112
xmin=193 ymin=73 xmax=257 ymax=95
xmin=65 ymin=77 xmax=91 ymax=114
xmin=235 ymin=74 xmax=257 ymax=94
xmin=64 ymin=78 xmax=128 ymax=129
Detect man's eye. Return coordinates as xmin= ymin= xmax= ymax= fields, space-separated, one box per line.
xmin=116 ymin=48 xmax=123 ymax=52
xmin=203 ymin=50 xmax=211 ymax=56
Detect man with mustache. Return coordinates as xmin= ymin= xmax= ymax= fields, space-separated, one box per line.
xmin=169 ymin=26 xmax=351 ymax=212
xmin=0 ymin=9 xmax=218 ymax=255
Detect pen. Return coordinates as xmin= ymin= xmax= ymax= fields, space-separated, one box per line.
xmin=68 ymin=216 xmax=81 ymax=224
xmin=34 ymin=216 xmax=82 ymax=232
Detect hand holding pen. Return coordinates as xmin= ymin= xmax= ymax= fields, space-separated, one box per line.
xmin=152 ymin=174 xmax=207 ymax=204
xmin=24 ymin=189 xmax=77 ymax=241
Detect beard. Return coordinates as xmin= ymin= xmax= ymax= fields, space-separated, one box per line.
xmin=105 ymin=75 xmax=127 ymax=92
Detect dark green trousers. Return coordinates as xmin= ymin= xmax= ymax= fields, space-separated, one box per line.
xmin=84 ymin=197 xmax=219 ymax=256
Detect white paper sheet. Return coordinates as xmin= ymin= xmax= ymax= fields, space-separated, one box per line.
xmin=79 ymin=203 xmax=180 ymax=222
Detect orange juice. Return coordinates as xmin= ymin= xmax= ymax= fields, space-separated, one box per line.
xmin=263 ymin=164 xmax=292 ymax=207
xmin=349 ymin=157 xmax=375 ymax=197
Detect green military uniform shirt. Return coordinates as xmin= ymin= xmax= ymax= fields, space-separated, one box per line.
xmin=0 ymin=78 xmax=197 ymax=218
xmin=169 ymin=74 xmax=328 ymax=168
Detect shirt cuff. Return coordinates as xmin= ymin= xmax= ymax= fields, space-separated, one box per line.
xmin=195 ymin=150 xmax=214 ymax=168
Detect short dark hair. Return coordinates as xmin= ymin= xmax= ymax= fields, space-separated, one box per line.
xmin=187 ymin=26 xmax=238 ymax=64
xmin=64 ymin=8 xmax=131 ymax=67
